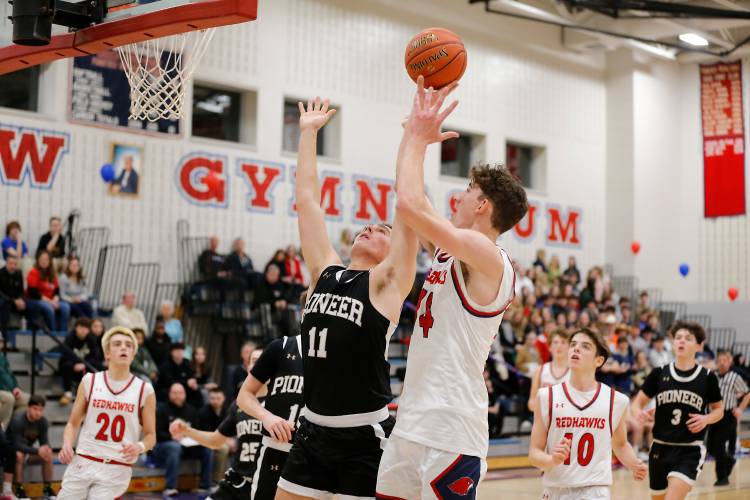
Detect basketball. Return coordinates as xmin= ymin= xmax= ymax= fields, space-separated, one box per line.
xmin=405 ymin=28 xmax=466 ymax=89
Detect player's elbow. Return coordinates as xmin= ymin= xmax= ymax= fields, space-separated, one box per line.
xmin=395 ymin=194 xmax=424 ymax=221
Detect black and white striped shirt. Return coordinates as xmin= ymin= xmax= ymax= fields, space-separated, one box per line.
xmin=717 ymin=369 xmax=749 ymax=411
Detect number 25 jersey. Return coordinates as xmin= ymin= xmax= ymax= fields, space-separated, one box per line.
xmin=393 ymin=246 xmax=515 ymax=458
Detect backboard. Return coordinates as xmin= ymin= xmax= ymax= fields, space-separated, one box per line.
xmin=0 ymin=0 xmax=258 ymax=75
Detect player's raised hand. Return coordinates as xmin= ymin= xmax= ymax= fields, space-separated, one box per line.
xmin=404 ymin=75 xmax=459 ymax=146
xmin=551 ymin=437 xmax=571 ymax=466
xmin=262 ymin=413 xmax=294 ymax=443
xmin=120 ymin=442 xmax=144 ymax=462
xmin=59 ymin=443 xmax=75 ymax=464
xmin=631 ymin=459 xmax=648 ymax=481
xmin=686 ymin=413 xmax=708 ymax=433
xmin=170 ymin=418 xmax=189 ymax=439
xmin=298 ymin=97 xmax=337 ymax=132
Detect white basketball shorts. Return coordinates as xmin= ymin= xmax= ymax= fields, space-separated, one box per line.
xmin=542 ymin=485 xmax=610 ymax=500
xmin=56 ymin=455 xmax=133 ymax=500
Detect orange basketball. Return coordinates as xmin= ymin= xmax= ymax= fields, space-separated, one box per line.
xmin=405 ymin=28 xmax=466 ymax=89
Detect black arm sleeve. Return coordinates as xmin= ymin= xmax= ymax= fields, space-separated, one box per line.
xmin=706 ymin=371 xmax=723 ymax=404
xmin=640 ymin=366 xmax=661 ymax=398
xmin=250 ymin=339 xmax=284 ymax=384
xmin=216 ymin=403 xmax=238 ymax=437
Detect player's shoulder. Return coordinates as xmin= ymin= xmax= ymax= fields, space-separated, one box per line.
xmin=612 ymin=387 xmax=630 ymax=405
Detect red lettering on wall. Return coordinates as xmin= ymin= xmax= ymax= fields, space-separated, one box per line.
xmin=353 ymin=178 xmax=393 ymax=222
xmin=547 ymin=207 xmax=580 ymax=245
xmin=514 ymin=204 xmax=537 ymax=239
xmin=0 ymin=128 xmax=68 ymax=187
xmin=177 ymin=155 xmax=226 ymax=206
xmin=239 ymin=163 xmax=283 ymax=212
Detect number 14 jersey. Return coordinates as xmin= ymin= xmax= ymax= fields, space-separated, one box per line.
xmin=393 ymin=246 xmax=515 ymax=458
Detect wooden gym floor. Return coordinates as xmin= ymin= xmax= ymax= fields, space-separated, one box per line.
xmin=478 ymin=457 xmax=750 ymax=499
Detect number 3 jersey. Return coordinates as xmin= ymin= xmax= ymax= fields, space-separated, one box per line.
xmin=393 ymin=246 xmax=515 ymax=458
xmin=77 ymin=371 xmax=154 ymax=463
xmin=640 ymin=363 xmax=722 ymax=444
xmin=539 ymin=382 xmax=629 ymax=488
xmin=301 ymin=265 xmax=395 ymax=420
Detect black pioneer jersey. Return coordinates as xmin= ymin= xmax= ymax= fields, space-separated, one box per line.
xmin=301 ymin=265 xmax=394 ymax=417
xmin=250 ymin=335 xmax=305 ymax=439
xmin=217 ymin=401 xmax=264 ymax=477
xmin=641 ymin=363 xmax=722 ymax=443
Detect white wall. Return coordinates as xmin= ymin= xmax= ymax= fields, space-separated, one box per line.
xmin=0 ymin=0 xmax=608 ymax=283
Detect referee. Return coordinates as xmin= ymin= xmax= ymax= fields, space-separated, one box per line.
xmin=707 ymin=349 xmax=750 ymax=486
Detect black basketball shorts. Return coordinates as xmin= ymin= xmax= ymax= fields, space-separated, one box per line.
xmin=648 ymin=441 xmax=706 ymax=494
xmin=278 ymin=415 xmax=394 ymax=499
xmin=252 ymin=444 xmax=288 ymax=500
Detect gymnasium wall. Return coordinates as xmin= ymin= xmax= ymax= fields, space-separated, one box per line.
xmin=0 ymin=0 xmax=607 ymax=283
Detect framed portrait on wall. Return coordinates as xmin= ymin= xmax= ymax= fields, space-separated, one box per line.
xmin=109 ymin=143 xmax=143 ymax=196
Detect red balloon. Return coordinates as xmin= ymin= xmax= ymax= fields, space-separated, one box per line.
xmin=630 ymin=241 xmax=641 ymax=254
xmin=728 ymin=287 xmax=739 ymax=301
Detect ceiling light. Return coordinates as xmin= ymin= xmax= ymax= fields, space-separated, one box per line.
xmin=679 ymin=33 xmax=708 ymax=46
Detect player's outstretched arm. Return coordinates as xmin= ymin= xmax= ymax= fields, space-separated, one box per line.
xmin=612 ymin=408 xmax=647 ymax=480
xmin=237 ymin=373 xmax=292 ymax=443
xmin=528 ymin=393 xmax=570 ymax=470
xmin=395 ymin=76 xmax=503 ymax=280
xmin=296 ymin=97 xmax=341 ymax=282
xmin=122 ymin=392 xmax=156 ymax=462
xmin=169 ymin=419 xmax=228 ymax=450
xmin=59 ymin=375 xmax=89 ymax=464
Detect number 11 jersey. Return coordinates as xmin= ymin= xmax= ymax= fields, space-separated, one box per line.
xmin=301 ymin=265 xmax=396 ymax=420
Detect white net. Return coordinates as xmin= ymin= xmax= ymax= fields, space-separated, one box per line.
xmin=117 ymin=28 xmax=216 ymax=122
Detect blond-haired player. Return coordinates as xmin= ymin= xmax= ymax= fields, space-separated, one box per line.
xmin=57 ymin=326 xmax=156 ymax=499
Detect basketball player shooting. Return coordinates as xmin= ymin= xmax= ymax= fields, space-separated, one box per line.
xmin=376 ymin=76 xmax=527 ymax=499
xmin=274 ymin=97 xmax=420 ymax=500
xmin=529 ymin=328 xmax=647 ymax=500
xmin=57 ymin=326 xmax=156 ymax=499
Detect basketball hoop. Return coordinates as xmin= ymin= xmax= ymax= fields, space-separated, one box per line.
xmin=117 ymin=28 xmax=216 ymax=121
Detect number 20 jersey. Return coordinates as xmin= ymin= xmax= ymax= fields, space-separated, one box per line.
xmin=540 ymin=382 xmax=629 ymax=488
xmin=393 ymin=246 xmax=515 ymax=458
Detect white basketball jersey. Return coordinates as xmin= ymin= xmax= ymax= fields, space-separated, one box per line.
xmin=540 ymin=362 xmax=570 ymax=388
xmin=393 ymin=246 xmax=515 ymax=457
xmin=539 ymin=382 xmax=628 ymax=488
xmin=76 ymin=371 xmax=153 ymax=463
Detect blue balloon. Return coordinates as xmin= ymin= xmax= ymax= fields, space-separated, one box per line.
xmin=679 ymin=263 xmax=689 ymax=277
xmin=100 ymin=163 xmax=115 ymax=183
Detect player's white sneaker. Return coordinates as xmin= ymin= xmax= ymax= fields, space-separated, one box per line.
xmin=162 ymin=488 xmax=179 ymax=497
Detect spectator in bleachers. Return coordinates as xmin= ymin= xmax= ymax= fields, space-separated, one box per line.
xmin=562 ymin=255 xmax=580 ymax=287
xmin=335 ymin=228 xmax=353 ymax=266
xmin=1 ymin=222 xmax=28 ymax=261
xmin=112 ymin=291 xmax=148 ymax=332
xmin=0 ymin=337 xmax=29 ymax=428
xmin=153 ymin=383 xmax=212 ymax=496
xmin=157 ymin=343 xmax=203 ymax=408
xmin=283 ymin=244 xmax=305 ymax=287
xmin=146 ymin=319 xmax=172 ymax=367
xmin=6 ymin=395 xmax=54 ymax=499
xmin=230 ymin=341 xmax=256 ymax=397
xmin=35 ymin=217 xmax=65 ymax=261
xmin=196 ymin=387 xmax=228 ymax=483
xmin=223 ymin=238 xmax=254 ymax=286
xmin=198 ymin=236 xmax=227 ymax=281
xmin=547 ymin=254 xmax=562 ymax=283
xmin=626 ymin=324 xmax=649 ymax=355
xmin=25 ymin=250 xmax=70 ymax=332
xmin=191 ymin=346 xmax=217 ymax=393
xmin=267 ymin=249 xmax=288 ymax=279
xmin=607 ymin=336 xmax=634 ymax=394
xmin=513 ymin=261 xmax=534 ymax=297
xmin=89 ymin=318 xmax=105 ymax=362
xmin=631 ymin=350 xmax=651 ymax=391
xmin=254 ymin=264 xmax=293 ymax=336
xmin=734 ymin=354 xmax=750 ymax=384
xmin=485 ymin=365 xmax=502 ymax=438
xmin=58 ymin=318 xmax=103 ymax=406
xmin=620 ymin=304 xmax=633 ymax=325
xmin=59 ymin=257 xmax=94 ymax=319
xmin=160 ymin=300 xmax=184 ymax=345
xmin=636 ymin=291 xmax=654 ymax=320
xmin=132 ymin=328 xmax=159 ymax=382
xmin=532 ymin=249 xmax=547 ymax=272
xmin=648 ymin=335 xmax=672 ymax=368
xmin=1 ymin=427 xmax=16 ymax=499
xmin=0 ymin=255 xmax=25 ymax=337
xmin=515 ymin=331 xmax=541 ymax=377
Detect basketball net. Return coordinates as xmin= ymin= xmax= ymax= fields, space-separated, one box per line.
xmin=117 ymin=29 xmax=216 ymax=122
